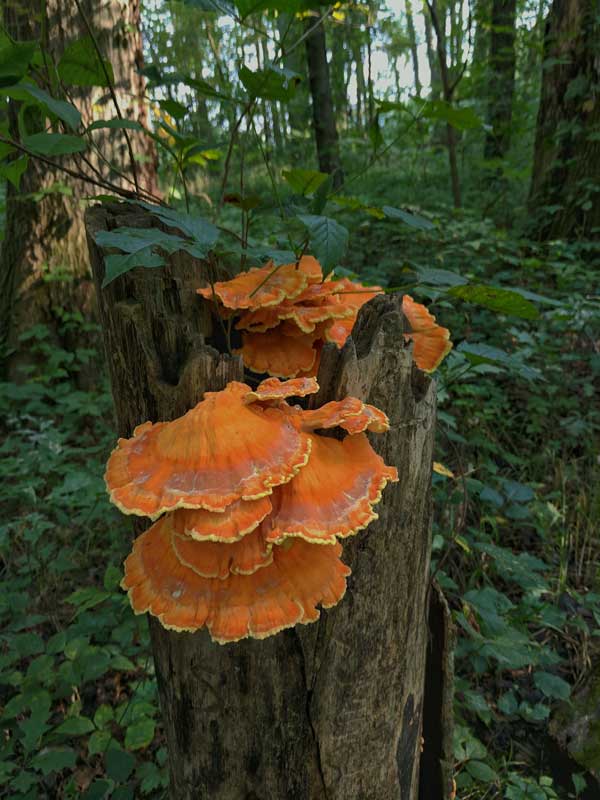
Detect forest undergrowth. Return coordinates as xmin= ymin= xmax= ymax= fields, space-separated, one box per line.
xmin=1 ymin=157 xmax=599 ymax=799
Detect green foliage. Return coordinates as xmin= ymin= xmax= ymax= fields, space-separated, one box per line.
xmin=58 ymin=36 xmax=114 ymax=87
xmin=0 ymin=323 xmax=166 ymax=798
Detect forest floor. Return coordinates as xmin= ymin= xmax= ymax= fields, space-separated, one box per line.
xmin=1 ymin=161 xmax=600 ymax=799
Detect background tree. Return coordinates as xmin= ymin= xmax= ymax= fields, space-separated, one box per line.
xmin=484 ymin=0 xmax=518 ymax=159
xmin=0 ymin=0 xmax=156 ymax=377
xmin=528 ymin=0 xmax=600 ymax=238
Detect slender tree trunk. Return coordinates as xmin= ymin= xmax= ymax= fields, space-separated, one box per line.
xmin=366 ymin=24 xmax=374 ymax=127
xmin=86 ymin=201 xmax=448 ymax=800
xmin=529 ymin=0 xmax=600 ymax=238
xmin=484 ymin=0 xmax=518 ymax=159
xmin=304 ymin=17 xmax=344 ymax=187
xmin=351 ymin=36 xmax=366 ymax=129
xmin=0 ymin=0 xmax=157 ymax=378
xmin=427 ymin=0 xmax=463 ymax=207
xmin=406 ymin=0 xmax=423 ymax=96
xmin=424 ymin=7 xmax=442 ymax=98
xmin=278 ymin=13 xmax=308 ymax=141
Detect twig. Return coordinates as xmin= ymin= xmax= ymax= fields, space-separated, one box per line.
xmin=73 ymin=0 xmax=140 ymax=195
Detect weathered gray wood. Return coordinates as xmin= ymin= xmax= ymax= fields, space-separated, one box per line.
xmin=87 ymin=203 xmax=438 ymax=800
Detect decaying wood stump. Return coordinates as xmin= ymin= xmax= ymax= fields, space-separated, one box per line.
xmin=86 ymin=203 xmax=449 ymax=800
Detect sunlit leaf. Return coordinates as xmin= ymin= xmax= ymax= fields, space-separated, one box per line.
xmin=449 ymin=284 xmax=539 ymax=319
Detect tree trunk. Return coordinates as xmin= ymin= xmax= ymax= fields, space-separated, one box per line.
xmin=0 ymin=0 xmax=157 ymax=378
xmin=86 ymin=202 xmax=444 ymax=800
xmin=423 ymin=7 xmax=441 ymax=98
xmin=427 ymin=0 xmax=463 ymax=207
xmin=351 ymin=35 xmax=366 ymax=129
xmin=406 ymin=0 xmax=423 ymax=96
xmin=484 ymin=0 xmax=518 ymax=159
xmin=304 ymin=17 xmax=344 ymax=188
xmin=528 ymin=0 xmax=600 ymax=239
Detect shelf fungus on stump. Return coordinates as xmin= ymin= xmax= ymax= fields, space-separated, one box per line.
xmin=197 ymin=257 xmax=382 ymax=378
xmin=107 ymin=377 xmax=399 ymax=643
xmin=401 ymin=294 xmax=453 ymax=373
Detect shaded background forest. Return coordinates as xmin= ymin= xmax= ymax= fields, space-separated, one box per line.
xmin=0 ymin=0 xmax=599 ymax=796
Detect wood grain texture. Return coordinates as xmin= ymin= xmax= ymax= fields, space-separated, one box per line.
xmin=87 ymin=203 xmax=437 ymax=800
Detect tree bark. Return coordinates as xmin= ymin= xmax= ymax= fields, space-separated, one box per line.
xmin=304 ymin=17 xmax=344 ymax=188
xmin=406 ymin=0 xmax=423 ymax=96
xmin=484 ymin=0 xmax=518 ymax=159
xmin=528 ymin=0 xmax=600 ymax=239
xmin=0 ymin=0 xmax=157 ymax=378
xmin=427 ymin=0 xmax=463 ymax=207
xmin=424 ymin=7 xmax=441 ymax=98
xmin=86 ymin=202 xmax=441 ymax=800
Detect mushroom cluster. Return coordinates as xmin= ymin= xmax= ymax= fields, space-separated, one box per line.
xmin=198 ymin=257 xmax=452 ymax=375
xmin=107 ymin=377 xmax=398 ymax=644
xmin=198 ymin=256 xmax=382 ymax=378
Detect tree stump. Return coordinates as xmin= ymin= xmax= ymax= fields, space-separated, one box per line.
xmin=86 ymin=203 xmax=444 ymax=800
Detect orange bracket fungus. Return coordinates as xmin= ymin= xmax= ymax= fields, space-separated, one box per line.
xmin=401 ymin=294 xmax=453 ymax=373
xmin=107 ymin=377 xmax=398 ymax=643
xmin=198 ymin=257 xmax=383 ymax=378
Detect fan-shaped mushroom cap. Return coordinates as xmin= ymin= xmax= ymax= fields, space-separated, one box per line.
xmin=238 ymin=328 xmax=318 ymax=378
xmin=105 ymin=382 xmax=311 ymax=518
xmin=401 ymin=294 xmax=453 ymax=373
xmin=121 ymin=519 xmax=349 ymax=642
xmin=266 ymin=433 xmax=398 ymax=545
xmin=197 ymin=256 xmax=322 ymax=311
xmin=172 ymin=523 xmax=273 ymax=578
xmin=171 ymin=496 xmax=272 ymax=542
xmin=244 ymin=376 xmax=319 ymax=404
xmin=297 ymin=398 xmax=390 ymax=434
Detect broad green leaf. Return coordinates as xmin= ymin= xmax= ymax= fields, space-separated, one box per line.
xmin=421 ymin=100 xmax=482 ymax=130
xmin=32 ymin=746 xmax=76 ymax=775
xmin=383 ymin=205 xmax=435 ymax=230
xmin=94 ymin=704 xmax=115 ymax=729
xmin=22 ymin=85 xmax=81 ymax=130
xmin=105 ymin=747 xmax=135 ymax=782
xmin=456 ymin=342 xmax=542 ymax=381
xmin=88 ymin=730 xmax=118 ymax=756
xmin=331 ymin=195 xmax=385 ymax=218
xmin=159 ymin=98 xmax=188 ymax=120
xmin=376 ymin=99 xmax=406 ymax=112
xmin=298 ymin=214 xmax=349 ymax=270
xmin=103 ymin=248 xmax=164 ymax=287
xmin=58 ymin=36 xmax=114 ymax=87
xmin=465 ymin=760 xmax=497 ymax=783
xmin=54 ymin=715 xmax=95 ymax=736
xmin=498 ymin=691 xmax=518 ymax=715
xmin=124 ymin=717 xmax=156 ymax=750
xmin=282 ymin=168 xmax=328 ymax=196
xmin=87 ymin=118 xmax=143 ymax=132
xmin=416 ymin=266 xmax=467 ymax=287
xmin=0 ymin=37 xmax=37 ymax=87
xmin=499 ymin=479 xmax=534 ymax=504
xmin=23 ymin=132 xmax=87 ymax=156
xmin=66 ymin=586 xmax=110 ymax=614
xmin=448 ymin=284 xmax=539 ymax=319
xmin=239 ymin=64 xmax=300 ymax=101
xmin=83 ymin=778 xmax=115 ymax=800
xmin=533 ymin=671 xmax=571 ymax=700
xmin=0 ymin=154 xmax=28 ymax=189
xmin=137 ymin=202 xmax=219 ymax=254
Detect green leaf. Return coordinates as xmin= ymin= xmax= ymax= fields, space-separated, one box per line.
xmin=234 ymin=0 xmax=302 ymax=17
xmin=239 ymin=64 xmax=300 ymax=101
xmin=105 ymin=748 xmax=135 ymax=782
xmin=282 ymin=168 xmax=329 ymax=196
xmin=96 ymin=226 xmax=187 ymax=287
xmin=83 ymin=779 xmax=115 ymax=800
xmin=103 ymin=564 xmax=122 ymax=591
xmin=124 ymin=717 xmax=156 ymax=750
xmin=54 ymin=716 xmax=95 ymax=736
xmin=383 ymin=205 xmax=435 ymax=230
xmin=88 ymin=730 xmax=118 ymax=756
xmin=0 ymin=155 xmax=28 ymax=189
xmin=533 ymin=671 xmax=571 ymax=700
xmin=23 ymin=132 xmax=87 ymax=156
xmin=448 ymin=284 xmax=539 ymax=319
xmin=94 ymin=704 xmax=115 ymax=729
xmin=421 ymin=100 xmax=482 ymax=130
xmin=22 ymin=85 xmax=81 ymax=130
xmin=32 ymin=746 xmax=76 ymax=775
xmin=298 ymin=215 xmax=349 ymax=270
xmin=465 ymin=759 xmax=497 ymax=783
xmin=159 ymin=98 xmax=188 ymax=120
xmin=137 ymin=203 xmax=219 ymax=253
xmin=66 ymin=586 xmax=110 ymax=614
xmin=498 ymin=691 xmax=518 ymax=715
xmin=416 ymin=266 xmax=467 ymax=287
xmin=87 ymin=118 xmax=143 ymax=132
xmin=456 ymin=342 xmax=542 ymax=382
xmin=0 ymin=37 xmax=37 ymax=87
xmin=58 ymin=36 xmax=114 ymax=87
